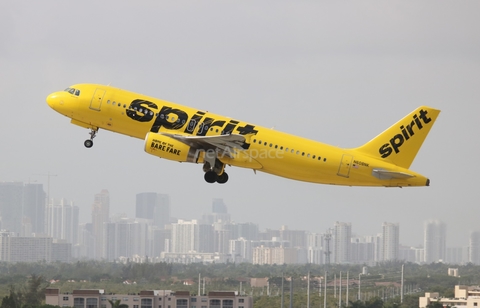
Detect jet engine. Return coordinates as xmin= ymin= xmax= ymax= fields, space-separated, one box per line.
xmin=144 ymin=132 xmax=200 ymax=163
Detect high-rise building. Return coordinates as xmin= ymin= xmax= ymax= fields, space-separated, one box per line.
xmin=280 ymin=225 xmax=307 ymax=248
xmin=333 ymin=221 xmax=351 ymax=264
xmin=229 ymin=237 xmax=253 ymax=263
xmin=171 ymin=220 xmax=215 ymax=254
xmin=46 ymin=198 xmax=79 ymax=245
xmin=212 ymin=198 xmax=227 ymax=213
xmin=470 ymin=231 xmax=480 ymax=265
xmin=424 ymin=220 xmax=446 ymax=263
xmin=92 ymin=189 xmax=110 ymax=259
xmin=171 ymin=220 xmax=197 ymax=253
xmin=0 ymin=182 xmax=24 ymax=235
xmin=23 ymin=183 xmax=46 ymax=234
xmin=202 ymin=198 xmax=230 ymax=224
xmin=382 ymin=222 xmax=399 ymax=261
xmin=135 ymin=193 xmax=170 ymax=229
xmin=0 ymin=182 xmax=46 ymax=236
xmin=350 ymin=236 xmax=376 ymax=265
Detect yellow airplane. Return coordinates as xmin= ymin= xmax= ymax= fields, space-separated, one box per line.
xmin=46 ymin=84 xmax=440 ymax=187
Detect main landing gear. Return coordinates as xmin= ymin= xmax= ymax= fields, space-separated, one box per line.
xmin=203 ymin=156 xmax=229 ymax=184
xmin=84 ymin=128 xmax=98 ymax=148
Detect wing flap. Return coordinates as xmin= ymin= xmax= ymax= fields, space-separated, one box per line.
xmin=160 ymin=133 xmax=247 ymax=157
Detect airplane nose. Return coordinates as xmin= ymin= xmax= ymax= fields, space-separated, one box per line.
xmin=46 ymin=92 xmax=63 ymax=109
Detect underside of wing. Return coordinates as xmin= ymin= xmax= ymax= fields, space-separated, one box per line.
xmin=160 ymin=132 xmax=247 ymax=158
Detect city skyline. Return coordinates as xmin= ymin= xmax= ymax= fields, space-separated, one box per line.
xmin=1 ymin=180 xmax=478 ymax=249
xmin=0 ymin=181 xmax=478 ymax=265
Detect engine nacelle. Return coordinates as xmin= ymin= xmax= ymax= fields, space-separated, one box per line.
xmin=144 ymin=133 xmax=199 ymax=163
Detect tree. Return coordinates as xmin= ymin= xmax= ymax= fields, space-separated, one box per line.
xmin=108 ymin=299 xmax=129 ymax=308
xmin=365 ymin=297 xmax=384 ymax=308
xmin=23 ymin=274 xmax=47 ymax=307
xmin=426 ymin=301 xmax=449 ymax=308
xmin=349 ymin=300 xmax=366 ymax=308
xmin=0 ymin=285 xmax=22 ymax=308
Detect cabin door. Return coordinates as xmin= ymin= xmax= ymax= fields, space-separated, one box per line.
xmin=90 ymin=88 xmax=106 ymax=111
xmin=337 ymin=154 xmax=353 ymax=178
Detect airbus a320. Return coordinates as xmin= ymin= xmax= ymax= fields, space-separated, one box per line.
xmin=46 ymin=84 xmax=440 ymax=187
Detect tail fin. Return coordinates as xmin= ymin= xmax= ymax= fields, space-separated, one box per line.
xmin=353 ymin=106 xmax=440 ymax=169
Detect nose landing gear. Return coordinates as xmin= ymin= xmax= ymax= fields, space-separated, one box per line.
xmin=84 ymin=128 xmax=98 ymax=148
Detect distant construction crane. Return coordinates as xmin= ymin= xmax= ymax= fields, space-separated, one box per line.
xmin=324 ymin=231 xmax=332 ymax=266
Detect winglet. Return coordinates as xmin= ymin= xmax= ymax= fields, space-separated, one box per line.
xmin=353 ymin=106 xmax=440 ymax=169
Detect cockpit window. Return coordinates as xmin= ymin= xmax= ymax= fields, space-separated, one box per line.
xmin=64 ymin=87 xmax=81 ymax=96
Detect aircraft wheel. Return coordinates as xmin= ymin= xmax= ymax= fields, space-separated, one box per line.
xmin=84 ymin=140 xmax=93 ymax=148
xmin=217 ymin=172 xmax=229 ymax=184
xmin=204 ymin=171 xmax=217 ymax=183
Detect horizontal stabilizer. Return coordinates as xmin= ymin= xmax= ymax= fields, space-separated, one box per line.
xmin=372 ymin=169 xmax=415 ymax=180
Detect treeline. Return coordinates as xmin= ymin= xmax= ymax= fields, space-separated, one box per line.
xmin=0 ymin=261 xmax=479 ymax=307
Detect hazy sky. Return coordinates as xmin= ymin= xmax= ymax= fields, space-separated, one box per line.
xmin=1 ymin=1 xmax=479 ymax=247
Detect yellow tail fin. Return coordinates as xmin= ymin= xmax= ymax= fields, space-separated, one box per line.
xmin=353 ymin=106 xmax=440 ymax=169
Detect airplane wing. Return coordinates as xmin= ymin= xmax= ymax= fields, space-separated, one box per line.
xmin=160 ymin=132 xmax=247 ymax=158
xmin=372 ymin=169 xmax=415 ymax=180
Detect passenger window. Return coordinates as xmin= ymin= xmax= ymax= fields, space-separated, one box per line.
xmin=296 ymin=151 xmax=300 ymax=155
xmin=302 ymin=152 xmax=305 ymax=156
xmin=324 ymin=158 xmax=327 ymax=162
xmin=285 ymin=148 xmax=289 ymax=151
xmin=187 ymin=120 xmax=196 ymax=132
xmin=107 ymin=100 xmax=110 ymax=104
xmin=312 ymin=155 xmax=316 ymax=159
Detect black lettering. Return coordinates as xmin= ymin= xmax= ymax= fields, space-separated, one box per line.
xmin=378 ymin=110 xmax=434 ymax=158
xmin=126 ymin=99 xmax=157 ymax=122
xmin=419 ymin=109 xmax=431 ymax=124
xmin=151 ymin=106 xmax=188 ymax=133
xmin=413 ymin=114 xmax=423 ymax=129
xmin=390 ymin=134 xmax=404 ymax=154
xmin=196 ymin=117 xmax=214 ymax=136
xmin=235 ymin=124 xmax=258 ymax=149
xmin=184 ymin=111 xmax=205 ymax=134
xmin=236 ymin=124 xmax=258 ymax=135
xmin=210 ymin=120 xmax=226 ymax=133
xmin=400 ymin=125 xmax=410 ymax=140
xmin=406 ymin=121 xmax=416 ymax=136
xmin=223 ymin=120 xmax=239 ymax=134
xmin=379 ymin=144 xmax=393 ymax=158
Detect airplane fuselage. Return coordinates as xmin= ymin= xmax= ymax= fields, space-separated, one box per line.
xmin=46 ymin=84 xmax=439 ymax=187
